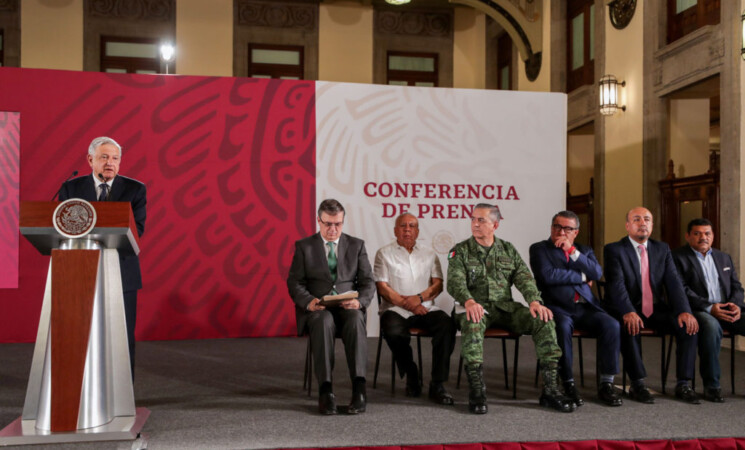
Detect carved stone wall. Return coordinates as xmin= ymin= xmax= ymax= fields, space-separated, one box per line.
xmin=652 ymin=25 xmax=723 ymax=97
xmin=233 ymin=0 xmax=319 ymax=79
xmin=83 ymin=0 xmax=176 ymax=72
xmin=0 ymin=0 xmax=20 ymax=67
xmin=372 ymin=6 xmax=453 ymax=86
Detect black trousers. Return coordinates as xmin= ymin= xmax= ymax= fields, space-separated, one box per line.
xmin=620 ymin=305 xmax=697 ymax=383
xmin=306 ymin=308 xmax=367 ymax=386
xmin=380 ymin=310 xmax=455 ymax=384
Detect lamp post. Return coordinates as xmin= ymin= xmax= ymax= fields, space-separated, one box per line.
xmin=160 ymin=44 xmax=175 ymax=74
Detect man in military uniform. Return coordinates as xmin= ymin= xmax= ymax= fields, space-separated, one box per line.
xmin=447 ymin=203 xmax=575 ymax=414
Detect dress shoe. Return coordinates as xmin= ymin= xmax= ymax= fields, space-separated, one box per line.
xmin=405 ymin=365 xmax=421 ymax=397
xmin=597 ymin=382 xmax=623 ymax=407
xmin=674 ymin=384 xmax=701 ymax=405
xmin=539 ymin=390 xmax=577 ymax=413
xmin=347 ymin=391 xmax=366 ymax=414
xmin=563 ymin=381 xmax=584 ymax=407
xmin=704 ymin=387 xmax=724 ymax=403
xmin=428 ymin=382 xmax=454 ymax=405
xmin=318 ymin=392 xmax=337 ymax=415
xmin=628 ymin=384 xmax=654 ymax=404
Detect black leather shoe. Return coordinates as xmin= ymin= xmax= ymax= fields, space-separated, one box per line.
xmin=704 ymin=387 xmax=724 ymax=403
xmin=318 ymin=392 xmax=337 ymax=415
xmin=468 ymin=398 xmax=487 ymax=414
xmin=598 ymin=382 xmax=623 ymax=407
xmin=563 ymin=381 xmax=584 ymax=407
xmin=428 ymin=383 xmax=454 ymax=405
xmin=675 ymin=384 xmax=701 ymax=405
xmin=539 ymin=390 xmax=577 ymax=413
xmin=628 ymin=384 xmax=654 ymax=404
xmin=347 ymin=392 xmax=366 ymax=414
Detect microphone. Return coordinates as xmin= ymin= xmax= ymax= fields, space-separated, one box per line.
xmin=51 ymin=170 xmax=78 ymax=201
xmin=97 ymin=173 xmax=110 ymax=201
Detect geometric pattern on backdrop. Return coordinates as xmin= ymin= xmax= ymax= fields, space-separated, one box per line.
xmin=0 ymin=111 xmax=20 ymax=289
xmin=0 ymin=68 xmax=315 ymax=342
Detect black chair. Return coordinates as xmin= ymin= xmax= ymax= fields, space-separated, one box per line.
xmin=456 ymin=327 xmax=521 ymax=399
xmin=372 ymin=294 xmax=429 ymax=393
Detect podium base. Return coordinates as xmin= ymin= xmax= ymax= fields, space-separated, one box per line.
xmin=0 ymin=407 xmax=149 ymax=447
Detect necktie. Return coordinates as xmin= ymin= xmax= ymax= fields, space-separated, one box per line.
xmin=98 ymin=183 xmax=109 ymax=201
xmin=639 ymin=244 xmax=654 ymax=317
xmin=327 ymin=242 xmax=337 ymax=282
xmin=564 ymin=250 xmax=580 ymax=303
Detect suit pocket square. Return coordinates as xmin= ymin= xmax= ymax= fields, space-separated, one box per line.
xmin=723 ymin=267 xmax=731 ymax=271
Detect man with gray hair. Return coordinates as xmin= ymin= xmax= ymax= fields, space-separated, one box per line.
xmin=58 ymin=136 xmax=147 ymax=378
xmin=447 ymin=204 xmax=575 ymax=414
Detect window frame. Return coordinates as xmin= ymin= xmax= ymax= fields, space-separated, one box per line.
xmin=566 ymin=0 xmax=594 ymax=93
xmin=386 ymin=51 xmax=439 ymax=87
xmin=497 ymin=33 xmax=512 ymax=91
xmin=100 ymin=36 xmax=164 ymax=74
xmin=666 ymin=0 xmax=720 ymax=44
xmin=248 ymin=43 xmax=305 ymax=80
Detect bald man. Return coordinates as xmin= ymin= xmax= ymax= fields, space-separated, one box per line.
xmin=604 ymin=207 xmax=699 ymax=404
xmin=374 ymin=213 xmax=455 ymax=405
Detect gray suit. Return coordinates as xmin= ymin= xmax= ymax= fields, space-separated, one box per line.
xmin=287 ymin=232 xmax=375 ymax=385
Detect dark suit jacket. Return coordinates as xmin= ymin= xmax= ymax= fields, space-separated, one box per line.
xmin=286 ymin=232 xmax=375 ymax=336
xmin=672 ymin=245 xmax=745 ymax=312
xmin=604 ymin=237 xmax=690 ymax=318
xmin=59 ymin=174 xmax=147 ymax=292
xmin=529 ymin=239 xmax=604 ymax=315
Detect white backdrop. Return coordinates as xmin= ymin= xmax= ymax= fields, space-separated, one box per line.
xmin=315 ymin=81 xmax=567 ymax=336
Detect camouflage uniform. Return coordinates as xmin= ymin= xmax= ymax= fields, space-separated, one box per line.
xmin=447 ymin=236 xmax=562 ymax=366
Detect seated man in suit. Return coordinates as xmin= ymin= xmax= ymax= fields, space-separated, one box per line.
xmin=374 ymin=213 xmax=455 ymax=404
xmin=286 ymin=199 xmax=375 ymax=415
xmin=447 ymin=203 xmax=575 ymax=414
xmin=672 ymin=218 xmax=745 ymax=402
xmin=529 ymin=210 xmax=621 ymax=407
xmin=59 ymin=136 xmax=146 ymax=378
xmin=604 ymin=207 xmax=699 ymax=404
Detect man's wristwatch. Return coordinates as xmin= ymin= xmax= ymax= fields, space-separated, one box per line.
xmin=417 ymin=293 xmax=424 ymax=302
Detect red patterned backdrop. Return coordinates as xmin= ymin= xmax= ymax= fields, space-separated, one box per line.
xmin=0 ymin=112 xmax=20 ymax=289
xmin=0 ymin=67 xmax=316 ymax=342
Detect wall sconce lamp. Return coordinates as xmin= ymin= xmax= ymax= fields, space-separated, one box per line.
xmin=599 ymin=74 xmax=626 ymax=116
xmin=741 ymin=9 xmax=745 ymax=60
xmin=385 ymin=0 xmax=411 ymax=4
xmin=160 ymin=43 xmax=175 ymax=74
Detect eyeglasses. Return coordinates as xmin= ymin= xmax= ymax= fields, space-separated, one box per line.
xmin=319 ymin=220 xmax=344 ymax=229
xmin=551 ymin=224 xmax=578 ymax=233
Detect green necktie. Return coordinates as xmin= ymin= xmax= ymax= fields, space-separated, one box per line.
xmin=327 ymin=241 xmax=337 ymax=282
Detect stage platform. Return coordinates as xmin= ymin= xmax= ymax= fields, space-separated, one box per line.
xmin=1 ymin=336 xmax=744 ymax=449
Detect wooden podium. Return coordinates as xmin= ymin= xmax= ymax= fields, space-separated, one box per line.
xmin=0 ymin=201 xmax=149 ymax=446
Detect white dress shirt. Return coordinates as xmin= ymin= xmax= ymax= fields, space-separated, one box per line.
xmin=373 ymin=240 xmax=443 ymax=318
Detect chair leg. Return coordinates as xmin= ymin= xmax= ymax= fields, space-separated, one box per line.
xmin=534 ymin=360 xmax=539 ymax=387
xmin=577 ymin=337 xmax=585 ymax=388
xmin=391 ymin=350 xmax=396 ymax=395
xmin=417 ymin=335 xmax=424 ymax=387
xmin=502 ymin=338 xmax=509 ymax=390
xmin=663 ymin=336 xmax=673 ymax=395
xmin=305 ymin=339 xmax=313 ymax=397
xmin=457 ymin=356 xmax=463 ymax=389
xmin=731 ymin=334 xmax=736 ymax=395
xmin=512 ymin=338 xmax=519 ymax=399
xmin=373 ymin=334 xmax=383 ymax=389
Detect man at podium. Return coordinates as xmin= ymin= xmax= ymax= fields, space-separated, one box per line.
xmin=58 ymin=136 xmax=147 ymax=377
